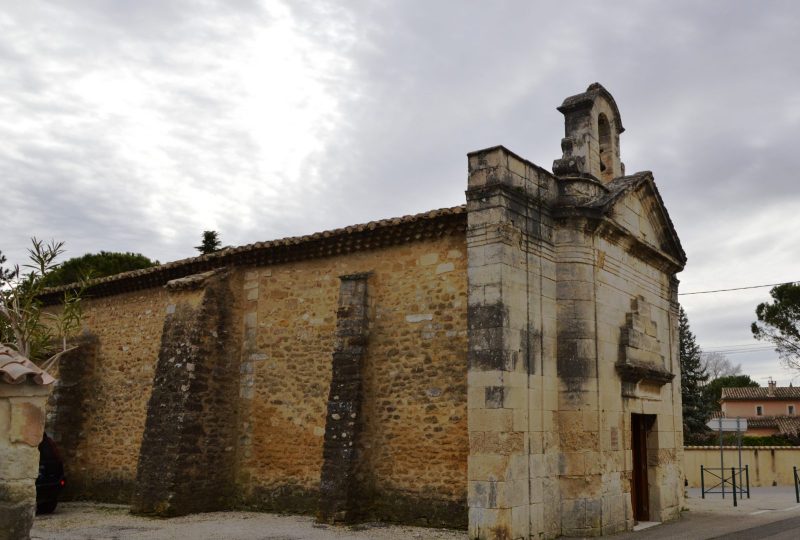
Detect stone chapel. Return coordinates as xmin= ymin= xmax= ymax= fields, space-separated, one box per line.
xmin=42 ymin=83 xmax=687 ymax=539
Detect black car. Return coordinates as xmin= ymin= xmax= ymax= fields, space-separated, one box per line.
xmin=36 ymin=433 xmax=65 ymax=514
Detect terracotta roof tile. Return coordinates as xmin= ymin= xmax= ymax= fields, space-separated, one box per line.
xmin=40 ymin=205 xmax=467 ymax=304
xmin=733 ymin=415 xmax=800 ymax=436
xmin=776 ymin=416 xmax=800 ymax=437
xmin=744 ymin=416 xmax=779 ymax=429
xmin=721 ymin=387 xmax=800 ymax=400
xmin=0 ymin=346 xmax=55 ymax=386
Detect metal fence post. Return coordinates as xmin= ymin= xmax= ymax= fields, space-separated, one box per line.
xmin=701 ymin=465 xmax=705 ymax=498
xmin=732 ymin=467 xmax=737 ymax=507
xmin=745 ymin=464 xmax=750 ymax=498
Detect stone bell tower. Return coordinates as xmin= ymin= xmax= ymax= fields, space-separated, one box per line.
xmin=553 ymin=82 xmax=625 ymax=183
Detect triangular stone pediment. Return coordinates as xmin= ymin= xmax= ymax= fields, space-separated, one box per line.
xmin=601 ymin=172 xmax=686 ymax=269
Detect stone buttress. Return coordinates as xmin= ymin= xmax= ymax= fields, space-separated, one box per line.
xmin=131 ymin=269 xmax=240 ymax=516
xmin=317 ymin=273 xmax=370 ymax=523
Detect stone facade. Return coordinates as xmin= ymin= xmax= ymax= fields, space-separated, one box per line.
xmin=466 ymin=84 xmax=685 ymax=539
xmin=41 ymin=84 xmax=686 ymax=538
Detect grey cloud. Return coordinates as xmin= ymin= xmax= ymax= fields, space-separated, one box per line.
xmin=1 ymin=0 xmax=799 ymax=380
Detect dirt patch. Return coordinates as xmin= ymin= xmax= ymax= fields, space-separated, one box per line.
xmin=32 ymin=503 xmax=467 ymax=540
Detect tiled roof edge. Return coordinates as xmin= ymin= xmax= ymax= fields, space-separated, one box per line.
xmin=40 ymin=206 xmax=467 ymax=304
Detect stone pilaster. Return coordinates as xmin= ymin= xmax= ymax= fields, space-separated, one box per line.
xmin=554 ymin=218 xmax=603 ymax=536
xmin=317 ymin=273 xmax=370 ymax=523
xmin=131 ymin=269 xmax=240 ymax=516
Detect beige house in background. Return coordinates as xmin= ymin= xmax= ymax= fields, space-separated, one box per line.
xmin=720 ymin=381 xmax=800 ymax=437
xmin=41 ymin=83 xmax=687 ymax=539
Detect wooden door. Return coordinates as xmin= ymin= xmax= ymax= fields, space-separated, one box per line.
xmin=631 ymin=414 xmax=650 ymax=522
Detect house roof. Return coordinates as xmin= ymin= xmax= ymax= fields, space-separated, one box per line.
xmin=721 ymin=387 xmax=800 ymax=400
xmin=741 ymin=415 xmax=800 ymax=437
xmin=0 ymin=345 xmax=55 ymax=386
xmin=40 ymin=205 xmax=467 ymax=305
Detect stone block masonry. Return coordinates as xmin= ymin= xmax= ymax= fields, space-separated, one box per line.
xmin=467 ymin=145 xmax=559 ymax=540
xmin=465 ymin=84 xmax=686 ymax=539
xmin=0 ymin=347 xmax=53 ymax=540
xmin=318 ymin=273 xmax=370 ymax=523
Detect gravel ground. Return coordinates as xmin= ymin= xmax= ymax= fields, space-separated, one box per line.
xmin=31 ymin=503 xmax=468 ymax=540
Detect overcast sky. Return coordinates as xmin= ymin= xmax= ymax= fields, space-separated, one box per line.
xmin=2 ymin=1 xmax=799 ymax=384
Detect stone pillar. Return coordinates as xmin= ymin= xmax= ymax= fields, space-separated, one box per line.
xmin=466 ymin=146 xmax=556 ymax=540
xmin=0 ymin=347 xmax=54 ymax=540
xmin=317 ymin=273 xmax=370 ymax=523
xmin=131 ymin=269 xmax=239 ymax=516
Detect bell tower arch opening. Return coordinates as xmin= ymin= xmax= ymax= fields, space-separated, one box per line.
xmin=598 ymin=113 xmax=613 ymax=183
xmin=553 ymin=82 xmax=626 ymax=183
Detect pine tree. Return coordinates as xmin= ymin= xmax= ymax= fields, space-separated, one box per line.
xmin=752 ymin=282 xmax=800 ymax=373
xmin=679 ymin=306 xmax=710 ymax=435
xmin=195 ymin=231 xmax=221 ymax=255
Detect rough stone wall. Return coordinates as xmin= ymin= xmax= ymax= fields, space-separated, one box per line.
xmin=356 ymin=240 xmax=468 ymax=527
xmin=46 ymin=288 xmax=168 ymax=502
xmin=131 ymin=270 xmax=241 ymax=516
xmin=43 ymin=233 xmax=468 ymax=525
xmin=235 ymin=235 xmax=469 ymax=526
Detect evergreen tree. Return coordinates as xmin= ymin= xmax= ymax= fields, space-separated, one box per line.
xmin=195 ymin=231 xmax=221 ymax=255
xmin=41 ymin=251 xmax=158 ymax=288
xmin=679 ymin=306 xmax=710 ymax=435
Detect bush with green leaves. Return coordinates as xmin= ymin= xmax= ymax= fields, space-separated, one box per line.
xmin=0 ymin=239 xmax=84 ymax=368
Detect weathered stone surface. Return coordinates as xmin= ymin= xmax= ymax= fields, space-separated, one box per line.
xmin=317 ymin=273 xmax=370 ymax=523
xmin=465 ymin=85 xmax=685 ymax=539
xmin=131 ymin=269 xmax=239 ymax=516
xmin=9 ymin=399 xmax=45 ymax=446
xmin=0 ymin=359 xmax=51 ymax=540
